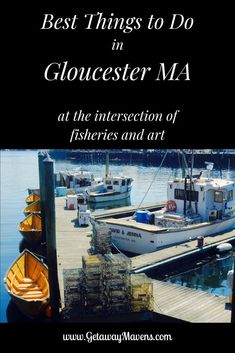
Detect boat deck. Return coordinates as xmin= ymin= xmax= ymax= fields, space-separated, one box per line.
xmin=102 ymin=218 xmax=166 ymax=232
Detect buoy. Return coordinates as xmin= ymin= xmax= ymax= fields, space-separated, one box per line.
xmin=227 ymin=269 xmax=234 ymax=304
xmin=216 ymin=243 xmax=232 ymax=253
xmin=227 ymin=270 xmax=234 ymax=288
xmin=44 ymin=304 xmax=52 ymax=318
xmin=166 ymin=200 xmax=177 ymax=212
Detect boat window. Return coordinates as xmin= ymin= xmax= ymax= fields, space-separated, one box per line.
xmin=214 ymin=191 xmax=223 ymax=203
xmin=175 ymin=189 xmax=185 ymax=200
xmin=175 ymin=189 xmax=199 ymax=201
xmin=113 ymin=181 xmax=119 ymax=185
xmin=127 ymin=179 xmax=131 ymax=185
xmin=105 ymin=180 xmax=112 ymax=185
xmin=121 ymin=180 xmax=126 ymax=186
xmin=188 ymin=191 xmax=199 ymax=201
xmin=227 ymin=190 xmax=233 ymax=201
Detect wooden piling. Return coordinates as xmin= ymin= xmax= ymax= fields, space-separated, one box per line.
xmin=231 ymin=259 xmax=235 ymax=323
xmin=38 ymin=151 xmax=46 ymax=244
xmin=43 ymin=153 xmax=60 ymax=320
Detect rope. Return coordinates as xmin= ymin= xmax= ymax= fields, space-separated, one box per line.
xmin=135 ymin=150 xmax=169 ymax=213
xmin=181 ymin=150 xmax=190 ymax=176
xmin=32 ymin=251 xmax=47 ymax=260
xmin=112 ymin=242 xmax=124 ymax=254
xmin=177 ymin=150 xmax=182 ymax=171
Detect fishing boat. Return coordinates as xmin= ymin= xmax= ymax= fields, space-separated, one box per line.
xmin=25 ymin=193 xmax=40 ymax=205
xmin=18 ymin=214 xmax=42 ymax=243
xmin=101 ymin=160 xmax=235 ymax=254
xmin=4 ymin=250 xmax=49 ymax=318
xmin=86 ymin=152 xmax=133 ymax=203
xmin=55 ymin=168 xmax=103 ymax=193
xmin=23 ymin=200 xmax=41 ymax=216
xmin=87 ymin=175 xmax=133 ymax=203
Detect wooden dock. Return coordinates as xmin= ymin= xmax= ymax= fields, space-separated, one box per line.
xmin=152 ymin=280 xmax=231 ymax=322
xmin=55 ymin=198 xmax=165 ymax=307
xmin=55 ymin=197 xmax=92 ymax=307
xmin=132 ymin=229 xmax=235 ymax=272
xmin=55 ymin=197 xmax=233 ymax=322
xmin=92 ymin=201 xmax=166 ymax=220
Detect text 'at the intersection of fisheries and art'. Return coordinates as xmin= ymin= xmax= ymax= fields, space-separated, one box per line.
xmin=57 ymin=109 xmax=181 ymax=142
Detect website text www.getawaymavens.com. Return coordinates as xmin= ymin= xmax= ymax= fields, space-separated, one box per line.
xmin=62 ymin=331 xmax=173 ymax=343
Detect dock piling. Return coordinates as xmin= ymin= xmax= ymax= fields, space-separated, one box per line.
xmin=42 ymin=153 xmax=60 ymax=320
xmin=231 ymin=259 xmax=235 ymax=323
xmin=38 ymin=151 xmax=46 ymax=244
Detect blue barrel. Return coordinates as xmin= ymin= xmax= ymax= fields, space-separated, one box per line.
xmin=136 ymin=210 xmax=149 ymax=223
xmin=56 ymin=186 xmax=67 ymax=197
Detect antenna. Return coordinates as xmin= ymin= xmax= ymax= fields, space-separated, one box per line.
xmin=190 ymin=150 xmax=194 ymax=178
xmin=105 ymin=151 xmax=109 ymax=177
xmin=205 ymin=162 xmax=214 ymax=180
xmin=227 ymin=158 xmax=231 ymax=180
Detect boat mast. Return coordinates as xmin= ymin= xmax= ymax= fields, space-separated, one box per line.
xmin=189 ymin=150 xmax=194 ymax=210
xmin=227 ymin=157 xmax=231 ymax=179
xmin=190 ymin=150 xmax=194 ymax=179
xmin=181 ymin=150 xmax=187 ymax=178
xmin=181 ymin=150 xmax=187 ymax=216
xmin=105 ymin=150 xmax=109 ymax=177
xmin=183 ymin=176 xmax=187 ymax=216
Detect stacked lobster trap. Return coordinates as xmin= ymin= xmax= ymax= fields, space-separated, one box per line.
xmin=103 ymin=254 xmax=131 ymax=313
xmin=82 ymin=255 xmax=105 ymax=314
xmin=63 ymin=223 xmax=154 ymax=319
xmin=63 ymin=268 xmax=84 ymax=319
xmin=90 ymin=221 xmax=112 ymax=255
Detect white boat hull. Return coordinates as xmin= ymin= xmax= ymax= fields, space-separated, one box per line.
xmin=88 ymin=190 xmax=131 ymax=203
xmin=108 ymin=216 xmax=235 ymax=254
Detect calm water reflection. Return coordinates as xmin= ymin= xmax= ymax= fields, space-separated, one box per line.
xmin=164 ymin=251 xmax=234 ymax=297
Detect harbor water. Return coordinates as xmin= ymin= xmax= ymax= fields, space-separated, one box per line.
xmin=164 ymin=251 xmax=235 ymax=298
xmin=0 ymin=150 xmax=234 ymax=322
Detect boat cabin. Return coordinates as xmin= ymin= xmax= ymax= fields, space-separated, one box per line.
xmin=103 ymin=176 xmax=133 ymax=193
xmin=167 ymin=176 xmax=235 ymax=222
xmin=55 ymin=169 xmax=95 ymax=189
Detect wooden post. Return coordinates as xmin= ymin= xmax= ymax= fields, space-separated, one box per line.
xmin=43 ymin=153 xmax=60 ymax=320
xmin=38 ymin=151 xmax=46 ymax=245
xmin=231 ymin=260 xmax=235 ymax=323
xmin=105 ymin=151 xmax=109 ymax=177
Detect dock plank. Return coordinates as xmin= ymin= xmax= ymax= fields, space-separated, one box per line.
xmin=56 ymin=197 xmax=92 ymax=307
xmin=152 ymin=280 xmax=231 ymax=322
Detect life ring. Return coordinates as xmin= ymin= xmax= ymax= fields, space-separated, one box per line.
xmin=166 ymin=200 xmax=177 ymax=212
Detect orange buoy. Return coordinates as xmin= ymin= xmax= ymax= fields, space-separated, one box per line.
xmin=166 ymin=200 xmax=177 ymax=212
